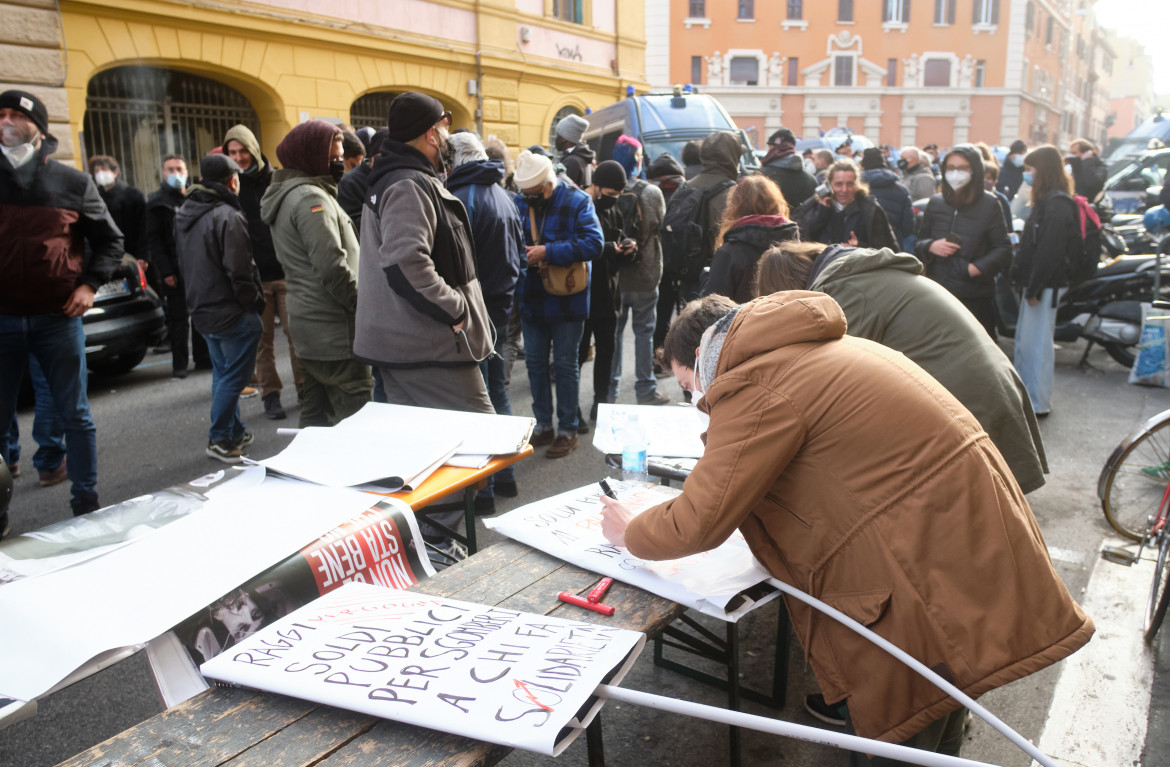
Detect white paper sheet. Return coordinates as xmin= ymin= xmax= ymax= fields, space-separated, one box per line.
xmin=0 ymin=478 xmax=390 ymax=703
xmin=592 ymin=404 xmax=707 ymax=458
xmin=261 ymin=427 xmax=460 ymax=490
xmin=336 ymin=402 xmax=535 ymax=456
xmin=200 ymin=582 xmax=646 ymax=757
xmin=485 ymin=481 xmax=778 ymax=621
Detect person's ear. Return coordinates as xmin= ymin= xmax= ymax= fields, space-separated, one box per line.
xmin=694 ymin=346 xmax=701 ymax=359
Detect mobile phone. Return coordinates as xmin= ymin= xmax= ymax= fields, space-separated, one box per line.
xmin=816 ymin=183 xmax=831 ymax=198
xmin=945 ymin=233 xmax=963 ymax=246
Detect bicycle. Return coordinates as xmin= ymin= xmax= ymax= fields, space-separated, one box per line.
xmin=1099 ymin=403 xmax=1170 ymax=643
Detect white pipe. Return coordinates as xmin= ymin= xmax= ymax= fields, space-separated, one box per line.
xmin=275 ymin=428 xmax=301 ymax=437
xmin=597 ymin=684 xmax=1002 ymax=767
xmin=767 ymin=578 xmax=1057 ymax=767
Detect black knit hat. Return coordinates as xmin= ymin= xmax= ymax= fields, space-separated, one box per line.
xmin=768 ymin=128 xmax=796 ymax=146
xmin=387 ymin=92 xmax=447 ymax=142
xmin=200 ymin=153 xmax=241 ymax=184
xmin=0 ymin=90 xmax=49 ymax=136
xmin=276 ymin=119 xmax=341 ymax=177
xmin=860 ymin=147 xmax=886 ymax=170
xmin=647 ymin=152 xmax=684 ymax=179
xmin=593 ymin=160 xmax=627 ymax=191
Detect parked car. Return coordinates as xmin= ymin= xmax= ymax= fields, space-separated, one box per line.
xmin=1103 ymin=148 xmax=1170 ymax=215
xmin=795 ymin=128 xmax=877 ymax=158
xmin=582 ymin=90 xmax=760 ymax=174
xmin=84 ymin=255 xmax=166 ymax=376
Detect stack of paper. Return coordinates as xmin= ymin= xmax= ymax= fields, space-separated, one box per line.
xmin=334 ymin=402 xmax=537 ymax=469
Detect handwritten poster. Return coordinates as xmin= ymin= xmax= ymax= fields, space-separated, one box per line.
xmin=484 ymin=481 xmax=778 ymax=621
xmin=199 ymin=582 xmax=646 ymax=757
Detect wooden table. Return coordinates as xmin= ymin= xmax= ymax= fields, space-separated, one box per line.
xmin=377 ymin=446 xmax=533 ymax=555
xmin=57 ymin=539 xmax=685 ymax=767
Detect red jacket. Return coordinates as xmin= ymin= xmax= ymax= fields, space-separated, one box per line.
xmin=0 ymin=134 xmax=123 ymax=315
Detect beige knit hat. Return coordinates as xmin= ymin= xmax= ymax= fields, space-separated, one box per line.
xmin=514 ymin=149 xmax=556 ymax=190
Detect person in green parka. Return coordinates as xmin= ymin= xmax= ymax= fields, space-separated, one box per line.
xmin=755 ymin=242 xmax=1047 ymax=495
xmin=259 ymin=120 xmax=372 ymax=427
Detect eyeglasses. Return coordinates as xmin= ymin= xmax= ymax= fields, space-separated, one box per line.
xmin=440 ymin=111 xmax=452 ymax=125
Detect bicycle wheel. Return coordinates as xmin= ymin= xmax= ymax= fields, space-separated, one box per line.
xmin=1147 ymin=532 xmax=1170 ymax=642
xmin=1101 ymin=415 xmax=1170 ymax=541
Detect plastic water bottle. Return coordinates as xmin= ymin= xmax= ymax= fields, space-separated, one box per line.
xmin=621 ymin=414 xmax=650 ymax=483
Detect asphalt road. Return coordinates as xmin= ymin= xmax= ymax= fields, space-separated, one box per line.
xmin=2 ymin=325 xmax=1167 ymax=767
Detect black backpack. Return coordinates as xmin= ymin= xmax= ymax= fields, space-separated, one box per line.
xmin=1051 ymin=192 xmax=1103 ymax=285
xmin=660 ymin=179 xmax=734 ymax=280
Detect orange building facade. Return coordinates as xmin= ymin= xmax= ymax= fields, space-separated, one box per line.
xmin=651 ymin=0 xmax=1112 ymax=151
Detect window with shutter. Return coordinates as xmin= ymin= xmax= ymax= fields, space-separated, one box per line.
xmin=834 ymin=55 xmax=855 ymax=86
xmin=729 ymin=57 xmax=759 ymax=86
xmin=923 ymin=59 xmax=951 ymax=86
xmin=838 ymin=0 xmax=853 ymax=22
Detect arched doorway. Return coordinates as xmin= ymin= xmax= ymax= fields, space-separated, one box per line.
xmin=350 ymin=91 xmax=403 ymax=131
xmin=84 ymin=66 xmax=261 ymax=190
xmin=549 ymin=105 xmax=585 ymax=149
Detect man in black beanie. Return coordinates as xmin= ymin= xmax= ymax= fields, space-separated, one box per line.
xmin=0 ymin=89 xmax=123 ymax=524
xmin=176 ymin=154 xmax=266 ymax=463
xmin=354 ymin=92 xmax=496 ymax=563
xmin=860 ymin=146 xmax=916 ymax=251
xmin=759 ymin=127 xmax=816 ymax=209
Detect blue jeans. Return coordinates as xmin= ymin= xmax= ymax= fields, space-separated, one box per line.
xmin=479 ymin=321 xmax=515 ymax=491
xmin=0 ymin=313 xmax=98 ymax=512
xmin=5 ymin=354 xmax=66 ymax=472
xmin=203 ymin=313 xmax=262 ymax=445
xmin=1014 ymin=288 xmax=1062 ymax=415
xmin=522 ymin=318 xmax=585 ymax=435
xmin=611 ymin=288 xmax=660 ymax=401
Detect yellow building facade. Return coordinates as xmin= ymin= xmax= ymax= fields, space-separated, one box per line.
xmin=2 ymin=0 xmax=646 ymax=185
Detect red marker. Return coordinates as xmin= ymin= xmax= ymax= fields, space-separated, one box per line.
xmin=558 ymin=591 xmax=615 ymax=616
xmin=587 ymin=577 xmax=613 ymax=603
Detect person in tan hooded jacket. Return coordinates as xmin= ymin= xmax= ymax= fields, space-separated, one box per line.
xmin=600 ymin=292 xmax=1093 ymax=760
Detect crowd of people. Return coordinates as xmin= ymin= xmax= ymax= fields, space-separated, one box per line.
xmin=1 ymin=83 xmax=1108 ymax=765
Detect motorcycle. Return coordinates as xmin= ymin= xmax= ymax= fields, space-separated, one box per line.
xmin=995 ymin=236 xmax=1170 ymax=368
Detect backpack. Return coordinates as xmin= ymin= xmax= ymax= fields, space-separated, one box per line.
xmin=612 ymin=188 xmax=645 ymax=270
xmin=1065 ymin=193 xmax=1103 ymax=285
xmin=660 ymin=179 xmax=735 ymax=280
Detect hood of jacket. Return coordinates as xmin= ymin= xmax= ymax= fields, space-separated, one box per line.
xmin=710 ymin=291 xmax=847 ymax=382
xmin=563 ymin=143 xmax=596 ymax=164
xmin=367 ymin=140 xmax=437 ymax=195
xmin=697 ymin=132 xmax=741 ymax=182
xmin=647 ymin=152 xmax=684 ymax=180
xmin=175 ymin=184 xmax=239 ymax=233
xmin=259 ymin=169 xmax=336 ymax=225
xmin=446 ymin=159 xmax=506 ymax=190
xmin=724 ymin=216 xmax=797 ymax=250
xmin=223 ymin=124 xmax=265 ymax=174
xmin=809 ymin=245 xmax=923 ymax=290
xmin=861 ymin=167 xmax=900 ymax=188
xmin=941 ymin=144 xmax=985 ymax=205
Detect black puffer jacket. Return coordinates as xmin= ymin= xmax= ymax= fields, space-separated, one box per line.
xmin=915 ymin=145 xmax=1012 ymax=300
xmin=337 ymin=161 xmax=372 ymax=238
xmin=795 ymin=193 xmax=898 ymax=252
xmin=862 ymin=168 xmax=915 ymax=250
xmin=760 ymin=155 xmax=817 ymax=209
xmin=145 ymin=182 xmax=186 ymax=279
xmin=1013 ymin=191 xmax=1079 ymax=300
xmin=703 ymin=215 xmax=799 ymax=303
xmin=98 ymin=179 xmax=146 ymax=261
xmin=236 ymin=160 xmax=281 ymax=281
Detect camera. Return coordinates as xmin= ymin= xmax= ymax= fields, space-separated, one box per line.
xmin=816 ymin=184 xmax=831 ymax=199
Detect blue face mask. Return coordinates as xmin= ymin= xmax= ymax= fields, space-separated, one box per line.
xmin=1022 ymin=171 xmax=1034 ymax=186
xmin=165 ymin=173 xmax=187 ymax=190
xmin=1012 ymin=155 xmax=1024 ymax=168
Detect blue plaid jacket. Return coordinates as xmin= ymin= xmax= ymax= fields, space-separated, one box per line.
xmin=514 ymin=181 xmax=603 ymax=323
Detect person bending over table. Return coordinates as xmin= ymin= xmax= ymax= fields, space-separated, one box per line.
xmin=599 ymin=293 xmax=1093 ymax=766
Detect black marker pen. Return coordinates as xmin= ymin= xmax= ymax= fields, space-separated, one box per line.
xmin=599 ymin=479 xmax=618 ymax=499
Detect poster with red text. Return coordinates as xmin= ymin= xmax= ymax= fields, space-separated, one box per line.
xmin=171 ymin=498 xmax=434 ymax=667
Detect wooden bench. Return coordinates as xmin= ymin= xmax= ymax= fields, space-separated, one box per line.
xmin=57 ymin=539 xmax=684 ymax=767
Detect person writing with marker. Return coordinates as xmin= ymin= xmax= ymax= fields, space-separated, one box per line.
xmin=598 ymin=293 xmax=1093 ymax=765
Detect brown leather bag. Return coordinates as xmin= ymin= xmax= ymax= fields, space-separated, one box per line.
xmin=530 ymin=210 xmax=587 ymax=296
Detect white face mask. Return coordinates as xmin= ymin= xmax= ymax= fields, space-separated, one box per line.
xmin=945 ymin=170 xmax=972 ymax=190
xmin=1064 ymin=163 xmax=1073 ymax=176
xmin=0 ymin=142 xmax=35 ymax=168
xmin=692 ymin=355 xmax=704 ymax=398
xmin=94 ymin=169 xmax=116 ymax=187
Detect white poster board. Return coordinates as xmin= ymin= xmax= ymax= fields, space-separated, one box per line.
xmin=336 ymin=402 xmax=536 ymax=459
xmin=260 ymin=427 xmax=459 ymax=490
xmin=592 ymin=404 xmax=707 ymax=458
xmin=484 ymin=481 xmax=778 ymax=621
xmin=200 ymin=582 xmax=646 ymax=757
